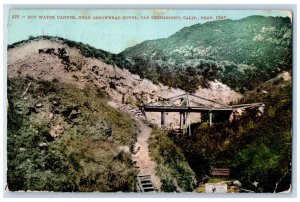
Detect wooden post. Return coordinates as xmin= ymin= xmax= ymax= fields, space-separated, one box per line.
xmin=180 ymin=112 xmax=183 ymax=129
xmin=187 ymin=112 xmax=191 ymax=136
xmin=161 ymin=112 xmax=166 ymax=129
xmin=186 ymin=93 xmax=191 ymax=136
xmin=183 ymin=112 xmax=187 ymax=133
xmin=209 ymin=111 xmax=212 ymax=127
xmin=142 ymin=107 xmax=147 ymax=121
xmin=186 ymin=93 xmax=191 ymax=108
xmin=199 ymin=112 xmax=202 ymax=123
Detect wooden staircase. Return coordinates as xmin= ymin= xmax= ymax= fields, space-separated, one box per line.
xmin=137 ymin=175 xmax=155 ymax=192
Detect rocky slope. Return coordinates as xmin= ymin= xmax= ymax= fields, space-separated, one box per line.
xmin=7 ymin=30 xmax=292 ymax=192
xmin=7 ymin=78 xmax=139 ymax=191
xmin=8 ymin=38 xmax=241 ymax=126
xmin=7 ymin=37 xmax=242 ymax=192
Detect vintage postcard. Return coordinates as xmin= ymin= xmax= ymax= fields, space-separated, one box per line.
xmin=6 ymin=9 xmax=292 ymax=193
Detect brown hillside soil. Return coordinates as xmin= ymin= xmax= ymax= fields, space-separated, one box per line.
xmin=8 ymin=39 xmax=241 ymax=127
xmin=8 ymin=39 xmax=242 ymax=192
xmin=108 ymin=101 xmax=161 ymax=191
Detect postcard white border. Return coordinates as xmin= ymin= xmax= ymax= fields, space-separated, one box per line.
xmin=1 ymin=1 xmax=298 ymax=201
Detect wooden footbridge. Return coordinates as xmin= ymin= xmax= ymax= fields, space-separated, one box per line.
xmin=141 ymin=93 xmax=264 ymax=135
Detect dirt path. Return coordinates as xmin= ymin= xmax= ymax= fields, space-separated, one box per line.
xmin=107 ymin=101 xmax=161 ymax=191
xmin=131 ymin=119 xmax=161 ymax=190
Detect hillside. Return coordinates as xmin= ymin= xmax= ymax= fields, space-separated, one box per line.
xmin=119 ymin=16 xmax=292 ymax=92
xmin=7 ymin=31 xmax=292 ymax=193
xmin=8 ymin=37 xmax=241 ymax=126
xmin=7 ymin=78 xmax=139 ymax=191
xmin=8 ymin=37 xmax=217 ymax=192
xmin=170 ymin=71 xmax=292 ymax=192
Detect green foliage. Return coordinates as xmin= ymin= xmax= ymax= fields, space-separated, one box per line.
xmin=118 ymin=56 xmax=218 ymax=93
xmin=7 ymin=80 xmax=24 ymax=131
xmin=169 ymin=73 xmax=292 ymax=192
xmin=8 ymin=16 xmax=291 ymax=93
xmin=7 ymin=78 xmax=139 ymax=191
xmin=28 ymin=35 xmax=35 ymax=40
xmin=149 ymin=126 xmax=196 ymax=192
xmin=232 ymin=144 xmax=281 ymax=192
xmin=120 ymin=16 xmax=292 ymax=93
xmin=207 ymin=178 xmax=226 ymax=183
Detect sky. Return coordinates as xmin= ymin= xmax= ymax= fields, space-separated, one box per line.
xmin=7 ymin=9 xmax=291 ymax=53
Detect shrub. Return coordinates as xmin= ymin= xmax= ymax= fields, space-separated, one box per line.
xmin=7 ymin=78 xmax=139 ymax=191
xmin=149 ymin=126 xmax=196 ymax=192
